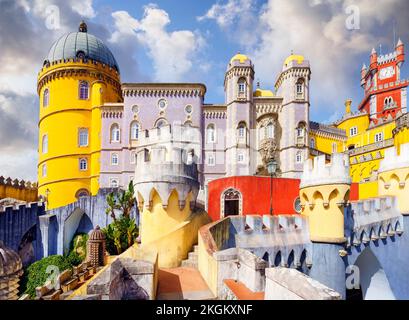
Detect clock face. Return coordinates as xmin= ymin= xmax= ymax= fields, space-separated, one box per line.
xmin=379 ymin=66 xmax=395 ymax=80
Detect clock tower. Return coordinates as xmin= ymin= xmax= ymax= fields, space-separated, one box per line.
xmin=359 ymin=39 xmax=407 ymax=120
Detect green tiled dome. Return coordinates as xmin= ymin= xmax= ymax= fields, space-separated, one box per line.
xmin=45 ymin=21 xmax=120 ymax=73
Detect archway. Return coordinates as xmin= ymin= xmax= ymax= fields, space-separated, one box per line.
xmin=221 ymin=188 xmax=242 ymax=217
xmin=63 ymin=208 xmax=93 ymax=254
xmin=352 ymin=247 xmax=396 ymax=300
xmin=18 ymin=225 xmax=37 ymax=267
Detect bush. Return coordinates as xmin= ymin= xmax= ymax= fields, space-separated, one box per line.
xmin=68 ymin=233 xmax=89 ymax=264
xmin=20 ymin=255 xmax=73 ymax=298
xmin=103 ymin=215 xmax=138 ymax=255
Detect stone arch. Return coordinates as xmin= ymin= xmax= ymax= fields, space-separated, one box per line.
xmin=328 ymin=188 xmax=340 ymax=206
xmin=63 ymin=208 xmax=93 ymax=254
xmin=274 ymin=251 xmax=282 ymax=267
xmin=287 ymin=250 xmax=295 ymax=267
xmin=353 ymin=247 xmax=396 ymax=300
xmin=18 ymin=224 xmax=37 ymax=267
xmin=312 ymin=190 xmax=324 ymax=207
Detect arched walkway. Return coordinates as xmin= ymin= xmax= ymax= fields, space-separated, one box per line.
xmin=63 ymin=208 xmax=93 ymax=254
xmin=353 ymin=247 xmax=396 ymax=300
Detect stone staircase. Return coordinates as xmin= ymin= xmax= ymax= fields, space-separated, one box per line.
xmin=181 ymin=245 xmax=198 ymax=268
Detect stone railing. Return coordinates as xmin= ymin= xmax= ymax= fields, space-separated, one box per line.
xmin=393 ymin=112 xmax=409 ymax=135
xmin=345 ymin=197 xmax=403 ymax=247
xmin=346 ymin=139 xmax=395 ymax=157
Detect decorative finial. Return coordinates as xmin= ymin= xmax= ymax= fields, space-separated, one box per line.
xmin=79 ymin=20 xmax=88 ymax=33
xmin=291 ymin=50 xmax=294 ymax=55
xmin=257 ymin=79 xmax=260 ymax=88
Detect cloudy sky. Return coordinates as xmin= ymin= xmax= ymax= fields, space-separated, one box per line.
xmin=0 ymin=0 xmax=408 ymax=181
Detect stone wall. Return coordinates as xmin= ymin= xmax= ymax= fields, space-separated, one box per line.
xmin=0 ymin=176 xmax=38 ymax=203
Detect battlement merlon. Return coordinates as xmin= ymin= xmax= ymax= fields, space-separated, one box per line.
xmin=134 ymin=146 xmax=200 ymax=210
xmin=379 ymin=143 xmax=409 ymax=173
xmin=300 ymin=153 xmax=351 ymax=189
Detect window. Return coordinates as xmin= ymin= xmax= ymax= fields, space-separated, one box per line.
xmin=155 ymin=119 xmax=167 ymax=129
xmin=207 ymin=124 xmax=216 ymax=143
xmin=350 ymin=127 xmax=358 ymax=137
xmin=332 ymin=143 xmax=338 ymax=154
xmin=294 ymin=197 xmax=302 ymax=214
xmin=186 ymin=150 xmax=194 ymax=165
xmin=79 ymin=158 xmax=88 ymax=171
xmin=130 ymin=122 xmax=139 ymax=140
xmin=111 ymin=124 xmax=120 ymax=142
xmin=237 ymin=153 xmax=245 ymax=163
xmin=238 ymin=123 xmax=246 ymax=139
xmin=375 ymin=132 xmax=384 ymax=143
xmin=130 ymin=151 xmax=137 ymax=164
xmin=79 ymin=81 xmax=89 ymax=100
xmin=111 ymin=153 xmax=119 ymax=165
xmin=132 ymin=105 xmax=139 ymax=114
xmin=110 ymin=178 xmax=119 ymax=188
xmin=185 ymin=105 xmax=193 ymax=115
xmin=296 ymin=152 xmax=303 ymax=164
xmin=42 ymin=134 xmax=48 ymax=154
xmin=76 ymin=189 xmax=89 ymax=199
xmin=42 ymin=164 xmax=47 ymax=177
xmin=296 ymin=79 xmax=304 ymax=96
xmin=43 ymin=88 xmax=49 ymax=107
xmin=297 ymin=128 xmax=304 ymax=138
xmin=207 ymin=154 xmax=215 ymax=166
xmin=158 ymin=99 xmax=167 ymax=110
xmin=238 ymin=78 xmax=246 ymax=94
xmin=310 ymin=138 xmax=315 ymax=149
xmin=266 ymin=123 xmax=274 ymax=139
xmin=78 ymin=128 xmax=89 ymax=147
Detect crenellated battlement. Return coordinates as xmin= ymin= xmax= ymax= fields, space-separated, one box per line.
xmin=379 ymin=142 xmax=409 ymax=173
xmin=300 ymin=154 xmax=351 ymax=189
xmin=134 ymin=144 xmax=200 ymax=210
xmin=345 ymin=196 xmax=403 ymax=247
xmin=0 ymin=176 xmax=38 ymax=203
xmin=0 ymin=201 xmax=45 ymax=213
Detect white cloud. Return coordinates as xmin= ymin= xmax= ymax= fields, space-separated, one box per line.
xmin=110 ymin=5 xmax=205 ymax=81
xmin=70 ymin=0 xmax=96 ymax=18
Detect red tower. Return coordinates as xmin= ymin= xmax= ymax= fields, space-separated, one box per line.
xmin=359 ymin=39 xmax=408 ymax=121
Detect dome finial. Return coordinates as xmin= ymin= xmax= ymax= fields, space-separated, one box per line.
xmin=79 ymin=20 xmax=88 ymax=33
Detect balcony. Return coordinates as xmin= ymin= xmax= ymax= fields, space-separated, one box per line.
xmin=346 ymin=139 xmax=394 ymax=157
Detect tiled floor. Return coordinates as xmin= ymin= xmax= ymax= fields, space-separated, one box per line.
xmin=157 ymin=267 xmax=215 ymax=300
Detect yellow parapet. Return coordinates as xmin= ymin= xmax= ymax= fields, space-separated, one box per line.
xmin=300 ymin=154 xmax=351 ymax=243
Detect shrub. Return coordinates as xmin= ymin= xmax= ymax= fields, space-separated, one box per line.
xmin=68 ymin=233 xmax=89 ymax=263
xmin=102 ymin=215 xmax=138 ymax=255
xmin=20 ymin=255 xmax=73 ymax=298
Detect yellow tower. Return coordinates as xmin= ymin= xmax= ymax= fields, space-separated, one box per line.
xmin=299 ymin=154 xmax=351 ymax=243
xmin=37 ymin=22 xmax=122 ymax=209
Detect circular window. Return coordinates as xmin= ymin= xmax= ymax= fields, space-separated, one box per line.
xmin=294 ymin=197 xmax=302 ymax=214
xmin=185 ymin=104 xmax=193 ymax=115
xmin=158 ymin=99 xmax=167 ymax=110
xmin=132 ymin=105 xmax=139 ymax=114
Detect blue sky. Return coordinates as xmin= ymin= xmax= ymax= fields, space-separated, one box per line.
xmin=0 ymin=0 xmax=408 ymax=180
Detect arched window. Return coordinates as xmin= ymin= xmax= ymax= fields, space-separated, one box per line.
xmin=207 ymin=124 xmax=216 ymax=143
xmin=310 ymin=138 xmax=315 ymax=149
xmin=76 ymin=189 xmax=89 ymax=199
xmin=111 ymin=153 xmax=119 ymax=165
xmin=238 ymin=122 xmax=246 ymax=139
xmin=130 ymin=151 xmax=137 ymax=164
xmin=266 ymin=123 xmax=274 ymax=139
xmin=78 ymin=128 xmax=89 ymax=147
xmin=296 ymin=151 xmax=303 ymax=164
xmin=79 ymin=158 xmax=88 ymax=171
xmin=238 ymin=78 xmax=246 ymax=94
xmin=110 ymin=178 xmax=119 ymax=188
xmin=130 ymin=122 xmax=139 ymax=140
xmin=79 ymin=81 xmax=89 ymax=100
xmin=207 ymin=153 xmax=215 ymax=166
xmin=43 ymin=88 xmax=49 ymax=107
xmin=111 ymin=124 xmax=120 ymax=142
xmin=42 ymin=164 xmax=47 ymax=177
xmin=155 ymin=118 xmax=167 ymax=129
xmin=222 ymin=188 xmax=242 ymax=217
xmin=42 ymin=134 xmax=48 ymax=154
xmin=296 ymin=78 xmax=304 ymax=96
xmin=332 ymin=143 xmax=338 ymax=154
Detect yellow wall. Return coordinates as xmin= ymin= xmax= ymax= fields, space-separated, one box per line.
xmin=300 ymin=184 xmax=350 ymax=243
xmin=139 ymin=190 xmax=211 ymax=268
xmin=310 ymin=132 xmax=344 ymax=155
xmin=37 ymin=60 xmax=121 ymax=209
xmin=0 ymin=179 xmax=38 ymax=202
xmin=379 ymin=167 xmax=409 ymax=215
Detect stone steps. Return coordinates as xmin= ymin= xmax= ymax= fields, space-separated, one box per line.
xmin=181 ymin=245 xmax=199 ymax=269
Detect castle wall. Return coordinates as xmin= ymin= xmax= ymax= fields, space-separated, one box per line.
xmin=0 ymin=177 xmax=37 ymax=203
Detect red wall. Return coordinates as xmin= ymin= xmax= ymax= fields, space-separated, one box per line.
xmin=207 ymin=176 xmax=300 ymax=222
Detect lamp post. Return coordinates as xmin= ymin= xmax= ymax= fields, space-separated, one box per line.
xmin=267 ymin=160 xmax=277 ymax=216
xmin=45 ymin=188 xmax=50 ymax=211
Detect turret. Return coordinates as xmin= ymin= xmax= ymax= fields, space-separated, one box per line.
xmin=299 ymin=154 xmax=351 ymax=243
xmin=345 ymin=99 xmax=352 ymax=115
xmin=378 ymin=142 xmax=409 ymax=215
xmin=133 ymin=140 xmax=209 ymax=268
xmin=396 ymin=38 xmax=405 ymax=67
xmin=370 ymin=48 xmax=378 ymax=71
xmin=360 ymin=64 xmax=367 ymax=87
